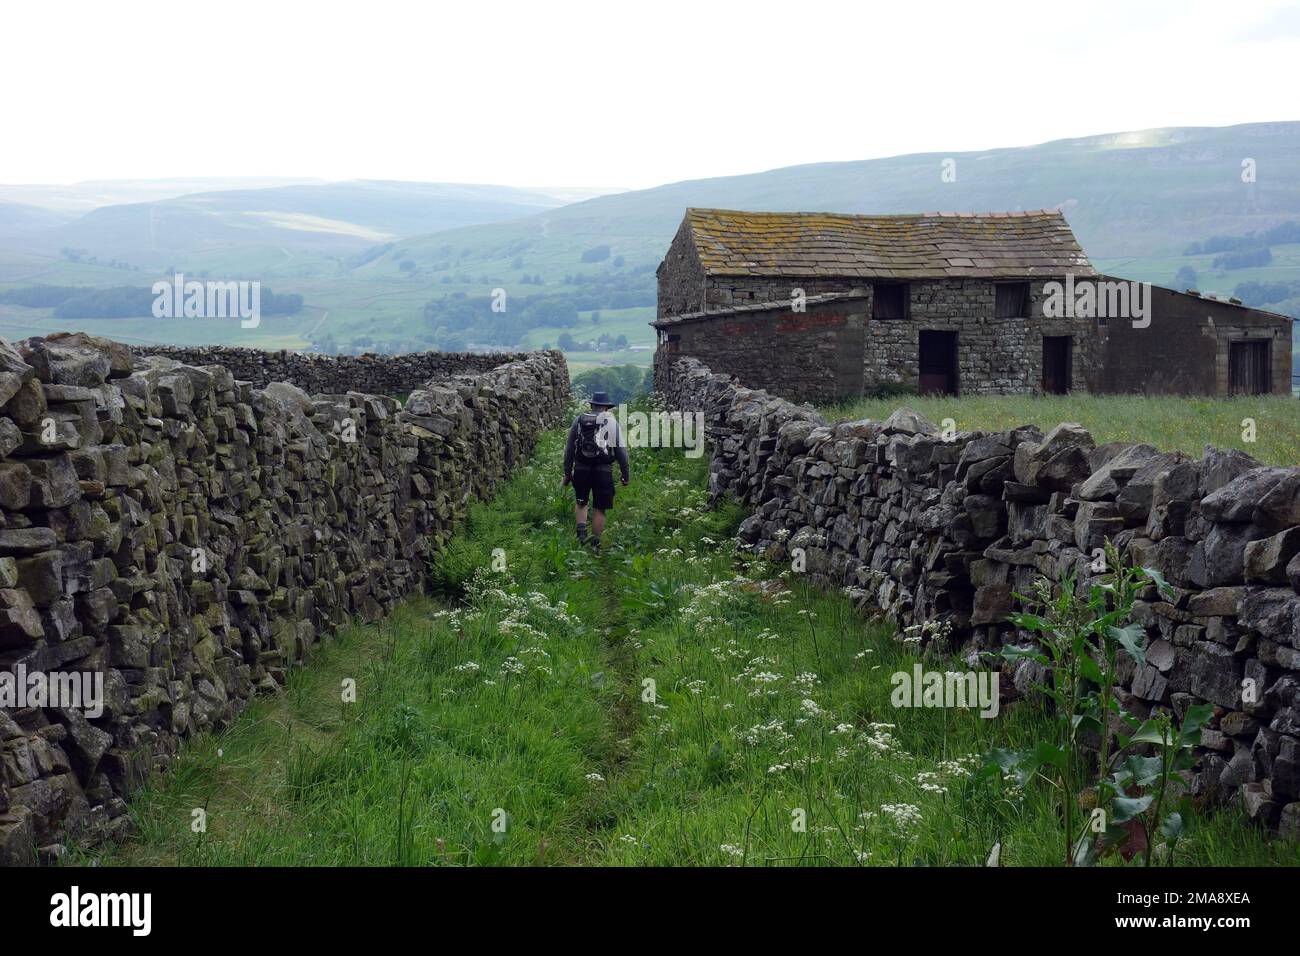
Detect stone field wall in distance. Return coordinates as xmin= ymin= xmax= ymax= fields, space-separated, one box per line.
xmin=656 ymin=355 xmax=1300 ymax=837
xmin=0 ymin=333 xmax=569 ymax=864
xmin=133 ymin=345 xmax=538 ymax=396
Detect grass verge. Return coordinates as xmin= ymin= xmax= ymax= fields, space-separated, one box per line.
xmin=822 ymin=394 xmax=1300 ymax=466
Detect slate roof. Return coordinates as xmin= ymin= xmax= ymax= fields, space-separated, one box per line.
xmin=681 ymin=208 xmax=1096 ymax=279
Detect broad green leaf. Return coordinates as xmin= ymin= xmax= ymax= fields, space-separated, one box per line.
xmin=1160 ymin=812 xmax=1185 ymax=841
xmin=999 ymin=643 xmax=1047 ymax=664
xmin=988 ymin=747 xmax=1025 ymax=772
xmin=1178 ymin=703 xmax=1215 ymax=747
xmin=1079 ymin=654 xmax=1104 ymax=685
xmin=1031 ymin=740 xmax=1067 ymax=771
xmin=1112 ymin=794 xmax=1154 ymax=823
xmin=1117 ymin=754 xmax=1163 ymax=787
xmin=984 ymin=748 xmax=1035 ymax=787
xmin=1007 ymin=613 xmax=1049 ymax=632
xmin=1073 ymin=834 xmax=1097 ymax=867
xmin=1075 ymin=714 xmax=1102 ymax=736
xmin=1107 ymin=623 xmax=1147 ymax=667
xmin=1129 ymin=719 xmax=1171 ymax=747
xmin=1142 ymin=566 xmax=1175 ymax=599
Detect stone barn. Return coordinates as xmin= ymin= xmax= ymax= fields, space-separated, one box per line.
xmin=653 ymin=208 xmax=1293 ymax=403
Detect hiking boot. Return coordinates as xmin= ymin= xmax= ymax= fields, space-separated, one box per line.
xmin=588 ymin=535 xmax=602 ymax=553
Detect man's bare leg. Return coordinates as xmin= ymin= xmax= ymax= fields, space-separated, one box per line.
xmin=575 ymin=502 xmax=589 ymax=542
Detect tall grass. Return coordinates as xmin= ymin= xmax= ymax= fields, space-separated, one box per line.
xmin=822 ymin=394 xmax=1300 ymax=466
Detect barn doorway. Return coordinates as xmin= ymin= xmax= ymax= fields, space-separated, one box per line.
xmin=1228 ymin=340 xmax=1270 ymax=395
xmin=918 ymin=330 xmax=958 ymax=395
xmin=1042 ymin=336 xmax=1072 ymax=394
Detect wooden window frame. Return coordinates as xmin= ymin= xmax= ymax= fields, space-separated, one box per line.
xmin=872 ymin=282 xmax=909 ymax=320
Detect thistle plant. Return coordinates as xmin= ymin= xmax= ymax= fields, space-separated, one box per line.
xmin=983 ymin=541 xmax=1209 ymax=866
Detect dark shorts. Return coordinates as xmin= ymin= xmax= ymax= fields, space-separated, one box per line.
xmin=573 ymin=468 xmax=616 ymax=510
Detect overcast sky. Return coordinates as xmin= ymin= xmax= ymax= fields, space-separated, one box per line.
xmin=5 ymin=0 xmax=1299 ymax=190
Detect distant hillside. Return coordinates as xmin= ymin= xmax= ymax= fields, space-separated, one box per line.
xmin=0 ymin=177 xmax=324 ymax=213
xmin=9 ymin=181 xmax=578 ymax=268
xmin=373 ymin=122 xmax=1300 ymax=279
xmin=0 ymin=201 xmax=73 ymax=238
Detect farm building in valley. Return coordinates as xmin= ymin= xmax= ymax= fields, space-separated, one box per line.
xmin=653 ymin=208 xmax=1293 ymax=402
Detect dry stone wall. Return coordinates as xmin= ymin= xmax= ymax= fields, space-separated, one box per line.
xmin=0 ymin=333 xmax=568 ymax=864
xmin=134 ymin=345 xmax=535 ymax=395
xmin=657 ymin=355 xmax=1300 ymax=836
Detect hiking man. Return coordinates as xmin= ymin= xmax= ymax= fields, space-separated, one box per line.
xmin=562 ymin=391 xmax=629 ymax=551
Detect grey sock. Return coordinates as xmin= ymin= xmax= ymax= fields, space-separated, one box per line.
xmin=576 ymin=522 xmax=587 ymax=541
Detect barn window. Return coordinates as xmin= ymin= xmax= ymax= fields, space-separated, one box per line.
xmin=872 ymin=283 xmax=908 ymax=319
xmin=995 ymin=282 xmax=1031 ymax=318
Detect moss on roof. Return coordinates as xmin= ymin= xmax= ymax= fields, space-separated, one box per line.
xmin=683 ymin=208 xmax=1096 ymax=279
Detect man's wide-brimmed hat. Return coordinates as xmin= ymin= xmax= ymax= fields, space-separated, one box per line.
xmin=589 ymin=391 xmax=614 ymax=409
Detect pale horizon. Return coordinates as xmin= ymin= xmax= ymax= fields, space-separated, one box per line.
xmin=5 ymin=118 xmax=1295 ymax=200
xmin=6 ymin=0 xmax=1300 ymax=190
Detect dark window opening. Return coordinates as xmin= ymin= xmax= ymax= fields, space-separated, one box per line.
xmin=872 ymin=283 xmax=908 ymax=320
xmin=918 ymin=330 xmax=958 ymax=395
xmin=995 ymin=281 xmax=1031 ymax=319
xmin=1228 ymin=340 xmax=1270 ymax=395
xmin=1042 ymin=336 xmax=1072 ymax=394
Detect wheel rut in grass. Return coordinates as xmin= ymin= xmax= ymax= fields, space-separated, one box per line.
xmin=564 ymin=542 xmax=645 ymax=843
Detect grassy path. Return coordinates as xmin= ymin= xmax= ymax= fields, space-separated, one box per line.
xmin=79 ymin=415 xmax=1300 ymax=867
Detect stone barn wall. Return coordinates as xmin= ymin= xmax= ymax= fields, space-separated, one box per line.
xmin=657 ymin=277 xmax=1102 ymax=400
xmin=658 ymin=297 xmax=869 ymax=404
xmin=862 ymin=278 xmax=1101 ymax=396
xmin=133 ymin=345 xmax=538 ymax=395
xmin=657 ymin=356 xmax=1300 ymax=835
xmin=658 ymin=271 xmax=1292 ymax=401
xmin=0 ymin=334 xmax=569 ymax=863
xmin=1098 ymin=283 xmax=1292 ymax=396
xmin=656 ymin=224 xmax=711 ymax=318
